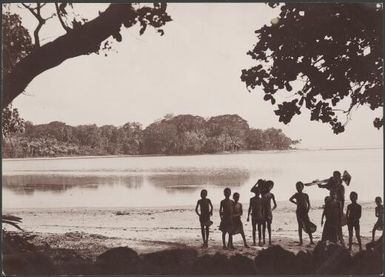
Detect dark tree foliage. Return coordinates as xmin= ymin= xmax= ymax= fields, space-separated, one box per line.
xmin=1 ymin=105 xmax=25 ymax=138
xmin=2 ymin=11 xmax=34 ymax=75
xmin=143 ymin=120 xmax=179 ymax=154
xmin=1 ymin=11 xmax=31 ymax=139
xmin=204 ymin=115 xmax=250 ymax=152
xmin=241 ymin=3 xmax=383 ymax=134
xmin=2 ymin=114 xmax=298 ymax=158
xmin=1 ymin=105 xmax=25 ymax=157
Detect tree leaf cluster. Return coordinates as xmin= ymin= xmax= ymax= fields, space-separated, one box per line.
xmin=2 ymin=105 xmax=25 ymax=139
xmin=2 ymin=11 xmax=33 ymax=74
xmin=241 ymin=3 xmax=383 ymax=133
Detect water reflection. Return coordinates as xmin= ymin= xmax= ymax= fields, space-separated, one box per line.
xmin=2 ymin=174 xmax=144 ymax=195
xmin=148 ymin=168 xmax=250 ymax=189
xmin=2 ymin=168 xmax=250 ymax=195
xmin=163 ymin=185 xmax=202 ymax=193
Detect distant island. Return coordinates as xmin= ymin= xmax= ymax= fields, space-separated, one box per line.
xmin=2 ymin=114 xmax=300 ymax=158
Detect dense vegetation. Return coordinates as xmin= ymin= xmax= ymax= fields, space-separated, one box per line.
xmin=2 ymin=114 xmax=299 ymax=158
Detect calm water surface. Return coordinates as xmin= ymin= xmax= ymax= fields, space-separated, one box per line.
xmin=2 ymin=149 xmax=383 ymax=208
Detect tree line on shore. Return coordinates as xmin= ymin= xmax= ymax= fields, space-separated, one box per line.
xmin=2 ymin=114 xmax=299 ymax=158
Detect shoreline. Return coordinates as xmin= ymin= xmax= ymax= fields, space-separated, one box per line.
xmin=2 ymin=200 xmax=376 ymax=210
xmin=2 ymin=149 xmax=298 ymax=161
xmin=2 ymin=146 xmax=382 ymax=161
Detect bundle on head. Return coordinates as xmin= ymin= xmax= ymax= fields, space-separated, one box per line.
xmin=251 ymin=179 xmax=262 ymax=193
xmin=252 ymin=179 xmax=271 ymax=194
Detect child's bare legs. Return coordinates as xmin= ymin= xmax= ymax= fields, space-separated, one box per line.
xmin=262 ymin=222 xmax=266 ymax=244
xmin=298 ymin=222 xmax=303 ymax=245
xmin=308 ymin=232 xmax=314 ymax=244
xmin=200 ymin=224 xmax=206 ymax=245
xmin=240 ymin=231 xmax=249 ymax=248
xmin=252 ymin=223 xmax=256 ymax=246
xmin=267 ymin=222 xmax=272 ymax=245
xmin=228 ymin=234 xmax=234 ymax=249
xmin=348 ymin=225 xmax=353 ymax=251
xmin=257 ymin=224 xmax=262 ymax=246
xmin=205 ymin=226 xmax=210 ymax=247
xmin=222 ymin=232 xmax=228 ymax=249
xmin=372 ymin=227 xmax=376 ymax=242
xmin=356 ymin=225 xmax=362 ymax=251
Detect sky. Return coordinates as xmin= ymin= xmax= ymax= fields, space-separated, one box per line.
xmin=9 ymin=3 xmax=384 ymax=149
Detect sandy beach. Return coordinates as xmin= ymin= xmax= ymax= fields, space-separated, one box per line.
xmin=4 ymin=201 xmax=377 ymax=259
xmin=5 ymin=202 xmax=380 ymax=275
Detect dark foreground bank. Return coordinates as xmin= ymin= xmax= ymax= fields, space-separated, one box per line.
xmin=3 ymin=231 xmax=383 ymax=275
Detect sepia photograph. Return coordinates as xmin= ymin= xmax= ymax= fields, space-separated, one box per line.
xmin=2 ymin=2 xmax=384 ymax=275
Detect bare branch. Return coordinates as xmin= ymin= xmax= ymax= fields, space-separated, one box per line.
xmin=45 ymin=13 xmax=56 ymax=21
xmin=3 ymin=4 xmax=137 ymax=107
xmin=22 ymin=3 xmax=46 ymax=47
xmin=55 ymin=2 xmax=72 ymax=33
xmin=22 ymin=3 xmax=39 ymax=18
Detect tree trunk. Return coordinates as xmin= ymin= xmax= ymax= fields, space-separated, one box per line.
xmin=7 ymin=136 xmax=15 ymax=158
xmin=2 ymin=4 xmax=137 ymax=108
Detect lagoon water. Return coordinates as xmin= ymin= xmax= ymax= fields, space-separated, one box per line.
xmin=2 ymin=148 xmax=383 ymax=209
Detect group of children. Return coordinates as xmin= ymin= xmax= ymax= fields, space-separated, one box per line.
xmin=195 ymin=177 xmax=384 ymax=251
xmin=195 ymin=179 xmax=278 ymax=249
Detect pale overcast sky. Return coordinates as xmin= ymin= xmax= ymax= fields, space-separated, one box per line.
xmin=9 ymin=3 xmax=383 ymax=149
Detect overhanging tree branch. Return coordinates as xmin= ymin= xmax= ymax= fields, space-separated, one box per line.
xmin=2 ymin=3 xmax=171 ymax=108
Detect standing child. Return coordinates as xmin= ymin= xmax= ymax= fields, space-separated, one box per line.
xmin=219 ymin=187 xmax=234 ymax=250
xmin=232 ymin=192 xmax=249 ymax=248
xmin=247 ymin=185 xmax=264 ymax=246
xmin=195 ymin=189 xmax=213 ymax=248
xmin=346 ymin=191 xmax=362 ymax=251
xmin=262 ymin=180 xmax=277 ymax=245
xmin=372 ymin=196 xmax=384 ymax=242
xmin=289 ymin=181 xmax=314 ymax=245
xmin=321 ymin=191 xmax=342 ymax=244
